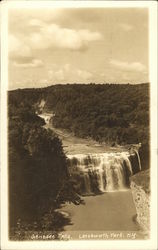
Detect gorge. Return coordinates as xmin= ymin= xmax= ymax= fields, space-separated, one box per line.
xmin=39 ymin=112 xmax=141 ymax=194
xmin=8 ymin=84 xmax=150 ymax=240
xmin=38 ymin=112 xmax=147 ymax=237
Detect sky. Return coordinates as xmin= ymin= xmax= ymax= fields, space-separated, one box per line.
xmin=8 ymin=7 xmax=149 ymax=89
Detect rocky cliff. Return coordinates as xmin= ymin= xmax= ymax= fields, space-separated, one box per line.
xmin=130 ymin=169 xmax=150 ymax=232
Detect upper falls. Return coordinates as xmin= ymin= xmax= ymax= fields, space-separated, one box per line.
xmin=67 ymin=151 xmax=141 ymax=195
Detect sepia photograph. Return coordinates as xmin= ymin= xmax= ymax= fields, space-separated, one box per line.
xmin=0 ymin=1 xmax=157 ymax=250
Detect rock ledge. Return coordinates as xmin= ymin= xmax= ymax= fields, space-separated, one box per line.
xmin=130 ymin=169 xmax=150 ymax=232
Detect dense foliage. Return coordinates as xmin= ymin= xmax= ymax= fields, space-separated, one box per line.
xmin=45 ymin=84 xmax=149 ymax=144
xmin=8 ymin=83 xmax=150 ymax=239
xmin=8 ymin=98 xmax=82 ymax=238
xmin=9 ymin=83 xmax=150 ymax=170
xmin=47 ymin=83 xmax=150 ymax=169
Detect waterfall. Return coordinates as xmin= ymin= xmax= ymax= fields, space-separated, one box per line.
xmin=38 ymin=113 xmax=53 ymax=124
xmin=83 ymin=173 xmax=91 ymax=194
xmin=133 ymin=149 xmax=142 ymax=171
xmin=68 ymin=151 xmax=141 ymax=194
xmin=38 ymin=112 xmax=142 ymax=194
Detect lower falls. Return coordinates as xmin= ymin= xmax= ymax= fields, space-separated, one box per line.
xmin=67 ymin=151 xmax=141 ymax=195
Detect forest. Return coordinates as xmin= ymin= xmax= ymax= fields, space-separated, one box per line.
xmin=8 ymin=83 xmax=149 ymax=238
xmin=8 ymin=99 xmax=82 ymax=239
xmin=9 ymin=82 xmax=149 ymax=164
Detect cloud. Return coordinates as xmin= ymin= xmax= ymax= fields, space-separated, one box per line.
xmin=48 ymin=69 xmax=65 ymax=81
xmin=13 ymin=59 xmax=44 ymax=68
xmin=9 ymin=34 xmax=44 ymax=68
xmin=77 ymin=69 xmax=92 ymax=80
xmin=29 ymin=19 xmax=45 ymax=27
xmin=54 ymin=70 xmax=65 ymax=81
xmin=28 ymin=23 xmax=102 ymax=51
xmin=109 ymin=59 xmax=146 ymax=72
xmin=48 ymin=64 xmax=93 ymax=82
xmin=10 ymin=9 xmax=64 ymax=28
xmin=119 ymin=23 xmax=133 ymax=32
xmin=9 ymin=20 xmax=103 ymax=63
xmin=9 ymin=35 xmax=32 ymax=59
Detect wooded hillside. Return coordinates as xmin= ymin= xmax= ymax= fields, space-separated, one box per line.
xmin=9 ymin=83 xmax=150 ymax=169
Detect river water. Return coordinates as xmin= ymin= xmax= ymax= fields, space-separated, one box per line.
xmin=59 ymin=191 xmax=138 ymax=230
xmin=39 ymin=112 xmax=144 ymax=239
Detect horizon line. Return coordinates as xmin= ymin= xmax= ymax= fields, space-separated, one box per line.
xmin=8 ymin=82 xmax=149 ymax=91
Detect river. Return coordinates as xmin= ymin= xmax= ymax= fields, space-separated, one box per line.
xmin=59 ymin=191 xmax=137 ymax=231
xmin=39 ymin=112 xmax=144 ymax=239
xmin=56 ymin=190 xmax=146 ymax=240
xmin=39 ymin=112 xmax=131 ymax=155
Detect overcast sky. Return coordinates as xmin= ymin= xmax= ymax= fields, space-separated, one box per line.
xmin=8 ymin=8 xmax=149 ymax=89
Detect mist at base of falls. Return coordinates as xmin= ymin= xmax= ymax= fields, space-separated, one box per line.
xmin=67 ymin=151 xmax=141 ymax=195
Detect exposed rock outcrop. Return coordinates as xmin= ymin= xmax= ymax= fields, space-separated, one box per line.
xmin=130 ymin=169 xmax=150 ymax=232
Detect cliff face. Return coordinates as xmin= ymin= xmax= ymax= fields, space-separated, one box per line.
xmin=130 ymin=169 xmax=150 ymax=231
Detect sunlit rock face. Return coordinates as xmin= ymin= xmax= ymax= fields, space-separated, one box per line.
xmin=67 ymin=151 xmax=141 ymax=195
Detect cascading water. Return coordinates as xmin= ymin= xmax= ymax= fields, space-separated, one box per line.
xmin=133 ymin=149 xmax=142 ymax=171
xmin=38 ymin=113 xmax=54 ymax=124
xmin=68 ymin=152 xmax=140 ymax=194
xmin=38 ymin=112 xmax=142 ymax=195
